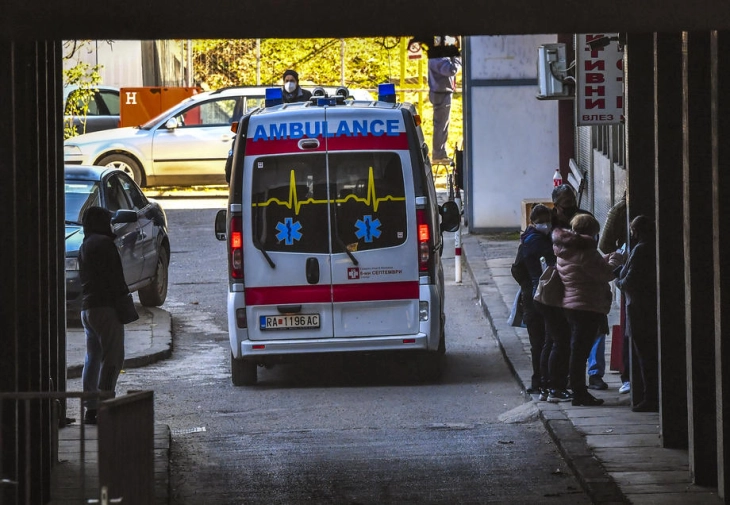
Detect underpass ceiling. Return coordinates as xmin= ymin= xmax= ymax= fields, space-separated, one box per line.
xmin=3 ymin=0 xmax=730 ymax=40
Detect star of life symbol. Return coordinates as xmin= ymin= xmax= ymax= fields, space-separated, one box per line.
xmin=275 ymin=217 xmax=302 ymax=245
xmin=354 ymin=215 xmax=381 ymax=243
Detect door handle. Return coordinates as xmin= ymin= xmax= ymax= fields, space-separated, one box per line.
xmin=306 ymin=257 xmax=320 ymax=284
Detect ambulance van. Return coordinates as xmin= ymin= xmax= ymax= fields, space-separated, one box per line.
xmin=214 ymin=85 xmax=460 ymax=385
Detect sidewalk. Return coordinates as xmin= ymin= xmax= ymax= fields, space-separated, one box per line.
xmin=66 ymin=304 xmax=173 ymax=379
xmin=461 ymin=232 xmax=722 ymax=505
xmin=55 ymin=303 xmax=173 ymax=505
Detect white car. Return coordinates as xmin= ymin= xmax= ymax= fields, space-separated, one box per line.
xmin=65 ymin=86 xmax=374 ymax=187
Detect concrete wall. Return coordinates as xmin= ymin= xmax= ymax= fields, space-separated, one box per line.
xmin=466 ymin=35 xmax=560 ymax=231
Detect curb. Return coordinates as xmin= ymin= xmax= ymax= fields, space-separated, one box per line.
xmin=460 ymin=233 xmax=628 ymax=505
xmin=67 ymin=307 xmax=173 ymax=379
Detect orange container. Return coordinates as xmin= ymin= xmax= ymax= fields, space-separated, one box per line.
xmin=119 ymin=86 xmax=202 ymax=127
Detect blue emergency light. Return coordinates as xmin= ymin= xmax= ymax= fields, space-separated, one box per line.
xmin=265 ymin=87 xmax=284 ymax=107
xmin=316 ymin=97 xmax=337 ymax=107
xmin=378 ymin=83 xmax=396 ymax=103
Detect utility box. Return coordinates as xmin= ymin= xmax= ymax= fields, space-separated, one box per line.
xmin=537 ymin=43 xmax=572 ymax=100
xmin=521 ymin=199 xmax=554 ymax=231
xmin=119 ymin=86 xmax=202 ymax=127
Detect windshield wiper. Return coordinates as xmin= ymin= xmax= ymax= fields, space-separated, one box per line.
xmin=253 ymin=236 xmax=276 ymax=269
xmin=335 ymin=236 xmax=359 ymax=266
xmin=65 ymin=220 xmax=82 ymax=226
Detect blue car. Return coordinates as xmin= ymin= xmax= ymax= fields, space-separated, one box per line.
xmin=65 ymin=165 xmax=170 ymax=318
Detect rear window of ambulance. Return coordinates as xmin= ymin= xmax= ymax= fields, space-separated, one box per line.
xmin=250 ymin=152 xmax=407 ymax=254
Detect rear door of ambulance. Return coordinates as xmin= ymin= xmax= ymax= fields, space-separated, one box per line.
xmin=324 ymin=107 xmax=420 ymax=339
xmin=242 ymin=107 xmax=334 ymax=341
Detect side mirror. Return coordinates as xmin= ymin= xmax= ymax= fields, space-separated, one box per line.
xmin=214 ymin=209 xmax=227 ymax=241
xmin=165 ymin=118 xmax=179 ymax=130
xmin=111 ymin=209 xmax=138 ymax=225
xmin=439 ymin=201 xmax=461 ymax=233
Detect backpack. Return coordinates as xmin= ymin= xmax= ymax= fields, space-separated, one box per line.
xmin=511 ymin=243 xmax=530 ymax=285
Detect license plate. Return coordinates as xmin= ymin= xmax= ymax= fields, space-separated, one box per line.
xmin=260 ymin=314 xmax=320 ymax=330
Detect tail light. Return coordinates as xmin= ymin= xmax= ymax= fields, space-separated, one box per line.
xmin=416 ymin=209 xmax=430 ymax=272
xmin=230 ymin=216 xmax=244 ymax=279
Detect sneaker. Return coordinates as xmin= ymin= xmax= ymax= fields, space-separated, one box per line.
xmin=525 ymin=386 xmax=541 ymax=395
xmin=572 ymin=393 xmax=605 ymax=407
xmin=547 ymin=389 xmax=573 ymax=403
xmin=588 ymin=376 xmax=608 ymax=390
xmin=619 ymin=381 xmax=631 ymax=394
xmin=538 ymin=388 xmax=548 ymax=402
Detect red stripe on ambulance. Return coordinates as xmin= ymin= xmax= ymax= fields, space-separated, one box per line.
xmin=245 ymin=133 xmax=409 ymax=155
xmin=245 ymin=281 xmax=419 ymax=305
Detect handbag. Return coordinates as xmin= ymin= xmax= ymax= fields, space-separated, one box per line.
xmin=533 ymin=265 xmax=564 ymax=307
xmin=115 ymin=293 xmax=139 ymax=324
xmin=507 ymin=288 xmax=526 ymax=327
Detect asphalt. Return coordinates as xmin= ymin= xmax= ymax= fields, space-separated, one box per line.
xmin=54 ymin=232 xmax=724 ymax=504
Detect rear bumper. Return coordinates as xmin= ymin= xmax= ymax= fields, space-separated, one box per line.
xmin=239 ymin=333 xmax=429 ymax=359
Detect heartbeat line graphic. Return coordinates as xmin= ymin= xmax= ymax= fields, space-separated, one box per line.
xmin=253 ymin=167 xmax=405 ymax=215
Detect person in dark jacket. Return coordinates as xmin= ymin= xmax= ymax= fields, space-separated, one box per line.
xmin=282 ymin=69 xmax=312 ymax=103
xmin=79 ymin=206 xmax=129 ymax=425
xmin=615 ymin=215 xmax=658 ymax=412
xmin=518 ymin=204 xmax=555 ymax=396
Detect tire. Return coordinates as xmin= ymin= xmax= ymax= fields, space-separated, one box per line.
xmin=98 ymin=153 xmax=144 ymax=186
xmin=418 ymin=318 xmax=446 ymax=382
xmin=231 ymin=353 xmax=257 ymax=386
xmin=138 ymin=248 xmax=168 ymax=307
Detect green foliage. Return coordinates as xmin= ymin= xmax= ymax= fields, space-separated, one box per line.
xmin=62 ymin=40 xmax=106 ymax=139
xmin=192 ymin=37 xmax=463 ymax=158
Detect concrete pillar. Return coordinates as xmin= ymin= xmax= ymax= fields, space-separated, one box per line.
xmin=711 ymin=30 xmax=730 ymax=499
xmin=654 ymin=32 xmax=688 ymax=449
xmin=0 ymin=39 xmax=65 ymax=504
xmin=682 ymin=31 xmax=717 ymax=486
xmin=624 ymin=33 xmax=656 ymax=408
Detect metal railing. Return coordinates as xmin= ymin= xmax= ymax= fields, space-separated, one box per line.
xmin=0 ymin=390 xmax=153 ymax=505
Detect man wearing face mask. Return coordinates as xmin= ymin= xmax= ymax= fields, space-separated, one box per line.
xmin=282 ymin=69 xmax=312 ymax=104
xmin=518 ymin=204 xmax=555 ymax=397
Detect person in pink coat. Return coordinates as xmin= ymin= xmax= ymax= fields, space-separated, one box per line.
xmin=552 ymin=213 xmax=622 ymax=406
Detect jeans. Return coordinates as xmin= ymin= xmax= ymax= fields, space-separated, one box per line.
xmin=81 ymin=306 xmax=125 ymax=410
xmin=430 ymin=91 xmax=453 ymax=160
xmin=587 ymin=334 xmax=606 ymax=378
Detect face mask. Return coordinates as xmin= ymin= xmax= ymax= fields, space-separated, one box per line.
xmin=534 ymin=223 xmax=551 ymax=235
xmin=284 ymin=81 xmax=296 ymax=93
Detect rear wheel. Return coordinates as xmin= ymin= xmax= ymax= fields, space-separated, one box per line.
xmin=231 ymin=353 xmax=257 ymax=386
xmin=98 ymin=153 xmax=144 ymax=186
xmin=418 ymin=316 xmax=446 ymax=382
xmin=138 ymin=248 xmax=169 ymax=307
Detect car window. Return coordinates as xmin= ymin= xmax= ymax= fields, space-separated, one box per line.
xmin=99 ymin=89 xmax=120 ymax=115
xmin=329 ymin=152 xmax=407 ymax=252
xmin=250 ymin=152 xmax=407 ymax=254
xmin=244 ymin=97 xmax=265 ymax=114
xmin=104 ymin=175 xmax=132 ymax=212
xmin=251 ymin=153 xmax=329 ymax=254
xmin=117 ymin=173 xmax=148 ymax=210
xmin=175 ymin=98 xmax=240 ymax=127
xmin=65 ymin=181 xmax=101 ymax=223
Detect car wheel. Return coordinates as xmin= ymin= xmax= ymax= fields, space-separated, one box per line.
xmin=98 ymin=153 xmax=144 ymax=186
xmin=231 ymin=353 xmax=257 ymax=386
xmin=138 ymin=248 xmax=168 ymax=307
xmin=418 ymin=316 xmax=446 ymax=382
